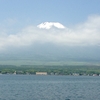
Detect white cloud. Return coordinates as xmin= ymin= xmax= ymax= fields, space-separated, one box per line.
xmin=0 ymin=15 xmax=100 ymax=50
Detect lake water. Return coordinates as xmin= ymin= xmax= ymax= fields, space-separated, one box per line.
xmin=0 ymin=75 xmax=100 ymax=100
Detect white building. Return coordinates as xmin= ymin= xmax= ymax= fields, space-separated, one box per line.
xmin=13 ymin=71 xmax=16 ymax=75
xmin=36 ymin=72 xmax=47 ymax=75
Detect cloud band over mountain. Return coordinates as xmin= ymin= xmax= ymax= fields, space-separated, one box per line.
xmin=0 ymin=15 xmax=100 ymax=51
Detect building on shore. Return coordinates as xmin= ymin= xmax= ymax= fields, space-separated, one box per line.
xmin=36 ymin=72 xmax=47 ymax=75
xmin=13 ymin=71 xmax=16 ymax=75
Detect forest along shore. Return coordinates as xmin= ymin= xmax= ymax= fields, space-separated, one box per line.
xmin=0 ymin=65 xmax=100 ymax=76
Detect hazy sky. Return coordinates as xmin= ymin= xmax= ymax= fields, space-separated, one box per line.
xmin=0 ymin=0 xmax=100 ymax=52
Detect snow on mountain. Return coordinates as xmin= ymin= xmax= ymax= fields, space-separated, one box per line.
xmin=37 ymin=22 xmax=65 ymax=29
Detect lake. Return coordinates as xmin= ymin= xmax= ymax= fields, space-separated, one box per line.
xmin=0 ymin=75 xmax=100 ymax=100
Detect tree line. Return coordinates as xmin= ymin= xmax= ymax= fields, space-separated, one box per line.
xmin=0 ymin=65 xmax=100 ymax=76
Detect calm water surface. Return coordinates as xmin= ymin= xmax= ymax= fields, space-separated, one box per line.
xmin=0 ymin=75 xmax=100 ymax=100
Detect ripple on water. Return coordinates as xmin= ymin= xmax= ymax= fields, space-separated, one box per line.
xmin=0 ymin=75 xmax=100 ymax=100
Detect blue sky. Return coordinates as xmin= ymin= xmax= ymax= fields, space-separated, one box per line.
xmin=0 ymin=0 xmax=100 ymax=53
xmin=0 ymin=0 xmax=100 ymax=26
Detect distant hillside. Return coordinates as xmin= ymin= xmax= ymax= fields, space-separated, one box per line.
xmin=0 ymin=44 xmax=100 ymax=65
